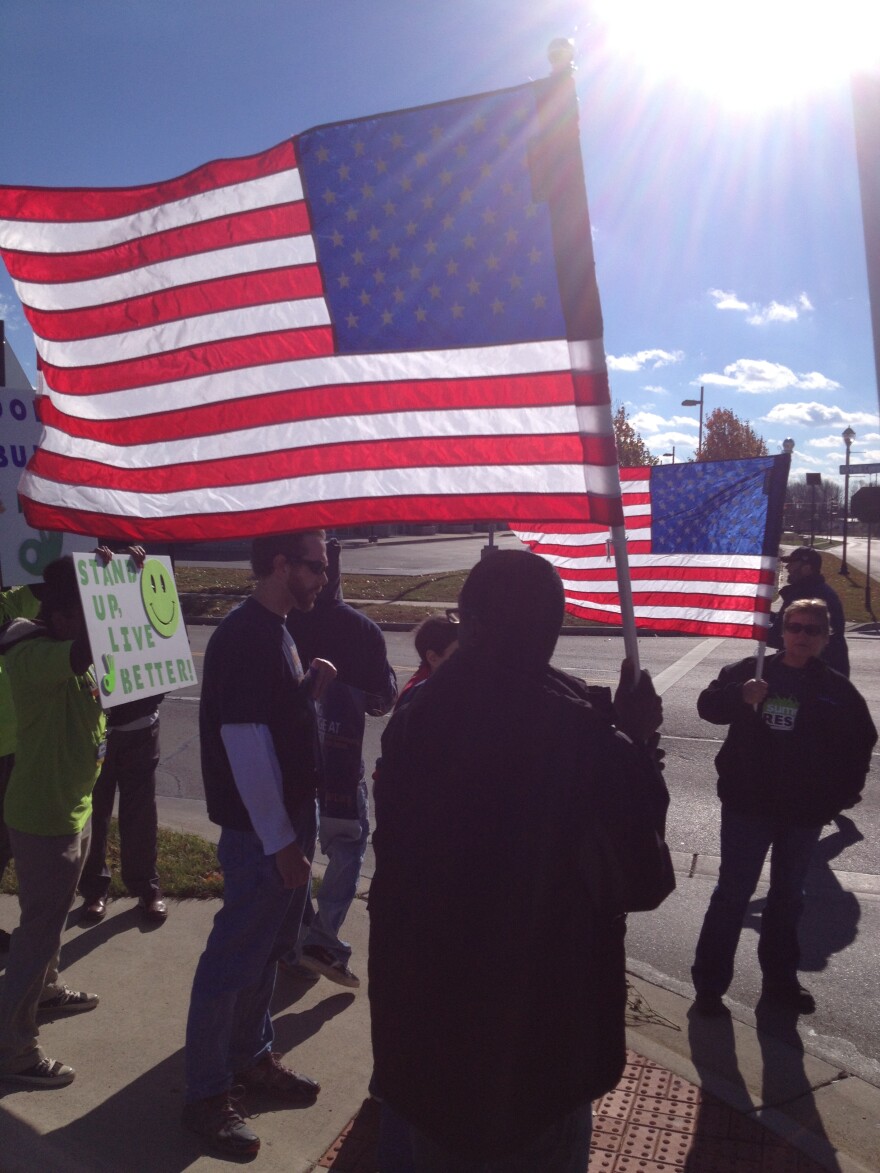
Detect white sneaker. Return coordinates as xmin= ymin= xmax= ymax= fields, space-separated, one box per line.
xmin=37 ymin=986 xmax=99 ymax=1018
xmin=1 ymin=1057 xmax=75 ymax=1087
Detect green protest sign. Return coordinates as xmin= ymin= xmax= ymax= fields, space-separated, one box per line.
xmin=76 ymin=552 xmax=196 ymax=709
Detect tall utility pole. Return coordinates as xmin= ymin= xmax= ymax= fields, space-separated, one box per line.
xmin=806 ymin=472 xmax=821 ymax=547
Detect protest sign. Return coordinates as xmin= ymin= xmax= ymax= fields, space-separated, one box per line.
xmin=76 ymin=551 xmax=196 ymax=709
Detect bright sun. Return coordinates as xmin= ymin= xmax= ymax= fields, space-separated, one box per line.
xmin=591 ymin=0 xmax=880 ymax=110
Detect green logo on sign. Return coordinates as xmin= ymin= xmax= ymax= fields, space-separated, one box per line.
xmin=100 ymin=653 xmax=116 ymax=697
xmin=140 ymin=558 xmax=180 ymax=639
xmin=19 ymin=530 xmax=63 ymax=576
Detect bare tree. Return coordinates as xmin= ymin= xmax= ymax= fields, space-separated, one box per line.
xmin=785 ymin=475 xmax=842 ymax=536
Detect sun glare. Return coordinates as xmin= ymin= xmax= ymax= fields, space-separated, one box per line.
xmin=591 ymin=0 xmax=880 ymax=110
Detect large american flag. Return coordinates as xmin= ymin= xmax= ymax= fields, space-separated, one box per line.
xmin=513 ymin=456 xmax=790 ymax=639
xmin=0 ymin=77 xmax=622 ymax=541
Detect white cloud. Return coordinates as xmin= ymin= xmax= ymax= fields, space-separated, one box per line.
xmin=628 ymin=411 xmax=668 ymax=433
xmin=747 ymin=301 xmax=799 ymax=325
xmin=708 ymin=288 xmax=814 ymax=326
xmin=806 ymin=435 xmax=845 ymax=449
xmin=651 ymin=430 xmax=699 ymax=446
xmin=699 ymin=359 xmax=840 ymax=394
xmin=607 ymin=348 xmax=684 ymax=372
xmin=762 ymin=402 xmax=879 ymax=428
xmin=0 ymin=296 xmax=15 ymax=320
xmin=641 ymin=384 xmax=668 ymax=395
xmin=795 ymin=371 xmax=840 ymax=391
xmin=709 ymin=288 xmax=749 ymax=311
xmin=628 ymin=414 xmax=699 ymax=463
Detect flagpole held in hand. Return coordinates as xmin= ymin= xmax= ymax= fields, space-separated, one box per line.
xmin=611 ymin=523 xmax=641 ymax=677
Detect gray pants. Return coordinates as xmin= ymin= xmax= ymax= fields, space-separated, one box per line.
xmin=0 ymin=822 xmax=91 ymax=1073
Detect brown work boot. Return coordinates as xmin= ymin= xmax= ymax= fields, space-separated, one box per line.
xmin=182 ymin=1089 xmax=260 ymax=1157
xmin=235 ymin=1051 xmax=320 ymax=1104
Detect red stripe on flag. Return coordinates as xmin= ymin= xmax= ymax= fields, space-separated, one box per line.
xmin=21 ymin=491 xmax=617 ymax=543
xmin=39 ymin=371 xmax=582 ymax=444
xmin=0 ymin=203 xmax=310 ymax=283
xmin=563 ymin=600 xmax=767 ymax=638
xmin=524 ymin=539 xmax=653 ymax=557
xmin=619 ymin=468 xmax=648 ymax=484
xmin=560 ymin=564 xmax=774 ymax=585
xmin=572 ymin=369 xmax=610 ymax=406
xmin=0 ymin=141 xmax=298 ymax=222
xmin=39 ymin=326 xmax=336 ymax=394
xmin=30 ymin=434 xmax=602 ymax=491
xmin=27 ymin=265 xmax=324 ymax=341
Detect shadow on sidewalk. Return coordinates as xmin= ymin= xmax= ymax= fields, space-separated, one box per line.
xmin=41 ymin=994 xmax=354 ymax=1172
xmin=741 ymin=815 xmax=863 ymax=986
xmin=799 ymin=815 xmax=863 ymax=977
xmin=686 ymin=1006 xmax=838 ymax=1171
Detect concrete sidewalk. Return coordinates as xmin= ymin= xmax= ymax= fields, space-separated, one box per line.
xmin=0 ymin=885 xmax=372 ymax=1173
xmin=2 ymin=843 xmax=879 ymax=1171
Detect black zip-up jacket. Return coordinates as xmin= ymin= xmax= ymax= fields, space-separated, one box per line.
xmin=698 ymin=651 xmax=875 ymax=826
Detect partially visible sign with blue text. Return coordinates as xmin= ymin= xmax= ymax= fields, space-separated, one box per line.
xmin=0 ymin=382 xmax=82 ymax=585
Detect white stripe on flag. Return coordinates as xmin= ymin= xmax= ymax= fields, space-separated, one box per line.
xmin=37 ymin=298 xmax=331 ymax=367
xmin=47 ymin=340 xmax=577 ymax=419
xmin=40 ymin=404 xmax=589 ymax=466
xmin=15 ymin=238 xmax=317 ymax=312
xmin=0 ymin=170 xmax=302 ymax=253
xmin=21 ymin=461 xmax=598 ymax=519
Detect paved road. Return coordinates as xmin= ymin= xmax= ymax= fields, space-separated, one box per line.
xmin=181 ymin=529 xmax=525 ymax=575
xmin=157 ymin=622 xmax=880 ymax=1088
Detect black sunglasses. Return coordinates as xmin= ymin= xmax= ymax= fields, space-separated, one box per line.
xmin=784 ymin=622 xmax=824 ymax=636
xmin=290 ymin=557 xmax=328 ymax=576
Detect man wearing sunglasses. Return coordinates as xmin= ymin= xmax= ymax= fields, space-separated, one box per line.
xmin=692 ymin=599 xmax=875 ymax=1019
xmin=183 ymin=530 xmax=335 ymax=1158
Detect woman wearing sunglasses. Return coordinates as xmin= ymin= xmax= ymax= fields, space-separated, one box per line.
xmin=691 ymin=599 xmax=876 ymax=1019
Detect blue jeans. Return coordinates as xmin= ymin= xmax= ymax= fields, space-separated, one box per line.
xmin=692 ymin=806 xmax=822 ymax=996
xmin=387 ymin=1101 xmax=593 ymax=1173
xmin=184 ymin=803 xmax=317 ymax=1102
xmin=296 ymin=780 xmax=369 ymax=966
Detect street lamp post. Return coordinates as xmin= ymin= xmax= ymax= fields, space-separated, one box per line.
xmin=841 ymin=426 xmax=856 ymax=575
xmin=663 ymin=447 xmax=676 ymax=464
xmin=681 ymin=385 xmax=704 ymax=459
xmin=781 ymin=439 xmax=795 ymax=535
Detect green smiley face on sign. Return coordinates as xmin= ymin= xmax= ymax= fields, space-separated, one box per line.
xmin=140 ymin=558 xmax=180 ymax=639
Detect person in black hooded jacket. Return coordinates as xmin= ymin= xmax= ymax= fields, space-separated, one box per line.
xmin=692 ymin=597 xmax=875 ymax=1019
xmin=369 ymin=550 xmax=672 ymax=1171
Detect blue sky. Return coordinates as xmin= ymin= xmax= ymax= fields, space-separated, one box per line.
xmin=1 ymin=0 xmax=879 ymax=484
